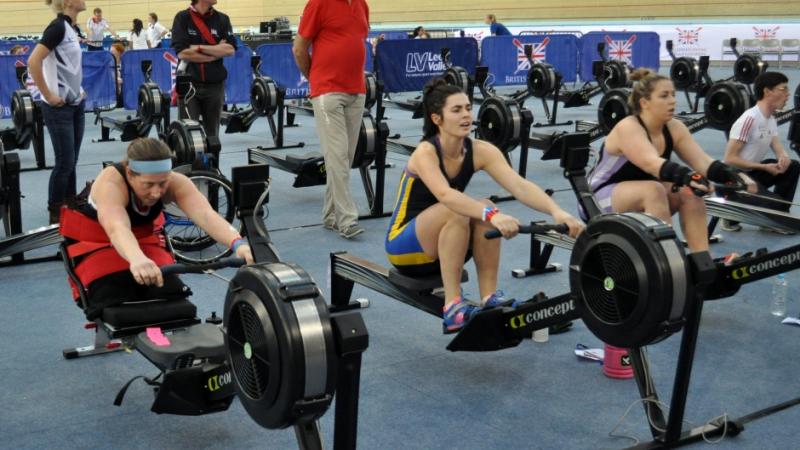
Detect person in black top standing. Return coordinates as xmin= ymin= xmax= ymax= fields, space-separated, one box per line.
xmin=170 ymin=0 xmax=236 ymax=138
xmin=28 ymin=0 xmax=87 ymax=224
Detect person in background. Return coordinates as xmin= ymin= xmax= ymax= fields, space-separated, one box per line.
xmin=28 ymin=0 xmax=87 ymax=224
xmin=170 ymin=0 xmax=236 ymax=138
xmin=85 ymin=7 xmax=118 ymax=51
xmin=293 ymin=0 xmax=369 ymax=239
xmin=9 ymin=45 xmax=28 ymax=55
xmin=721 ymin=71 xmax=799 ymax=234
xmin=412 ymin=26 xmax=430 ymax=39
xmin=147 ymin=12 xmax=168 ymax=49
xmin=110 ymin=42 xmax=125 ymax=100
xmin=484 ymin=14 xmax=511 ymax=36
xmin=370 ymin=33 xmax=385 ymax=56
xmin=129 ymin=18 xmax=150 ymax=50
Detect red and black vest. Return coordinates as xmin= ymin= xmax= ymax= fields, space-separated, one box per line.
xmin=59 ymin=164 xmax=174 ymax=300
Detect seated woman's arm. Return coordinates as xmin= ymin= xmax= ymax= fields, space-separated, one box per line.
xmin=170 ymin=173 xmax=254 ymax=263
xmin=673 ymin=120 xmax=757 ymax=191
xmin=475 ymin=140 xmax=583 ymax=237
xmin=94 ymin=169 xmax=164 ymax=286
xmin=670 ymin=120 xmax=714 ymax=175
xmin=609 ymin=118 xmax=713 ymax=192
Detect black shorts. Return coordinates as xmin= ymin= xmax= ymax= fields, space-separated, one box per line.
xmin=82 ymin=270 xmax=192 ymax=320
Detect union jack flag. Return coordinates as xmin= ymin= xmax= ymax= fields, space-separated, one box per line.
xmin=676 ymin=27 xmax=702 ymax=45
xmin=163 ymin=51 xmax=179 ymax=105
xmin=513 ymin=37 xmax=549 ymax=74
xmin=605 ymin=35 xmax=637 ymax=64
xmin=753 ymin=26 xmax=779 ymax=40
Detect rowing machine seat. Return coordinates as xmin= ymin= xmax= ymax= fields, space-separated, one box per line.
xmin=102 ymin=299 xmax=197 ymax=330
xmin=387 ymin=269 xmax=468 ymax=293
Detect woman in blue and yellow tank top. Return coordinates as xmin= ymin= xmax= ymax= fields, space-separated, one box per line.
xmin=385 ymin=79 xmax=584 ymax=333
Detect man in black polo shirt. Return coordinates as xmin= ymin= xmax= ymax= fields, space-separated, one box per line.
xmin=170 ymin=0 xmax=236 ymax=137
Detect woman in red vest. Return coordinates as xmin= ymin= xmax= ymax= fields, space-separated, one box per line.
xmin=60 ymin=138 xmax=252 ymax=317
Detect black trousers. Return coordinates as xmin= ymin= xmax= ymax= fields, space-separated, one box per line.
xmin=726 ymin=159 xmax=800 ymax=225
xmin=178 ymin=81 xmax=225 ymax=138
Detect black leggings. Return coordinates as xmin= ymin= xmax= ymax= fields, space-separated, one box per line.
xmin=725 ymin=159 xmax=800 ymax=226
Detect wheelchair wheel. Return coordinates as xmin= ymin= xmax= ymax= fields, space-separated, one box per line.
xmin=164 ymin=170 xmax=240 ymax=264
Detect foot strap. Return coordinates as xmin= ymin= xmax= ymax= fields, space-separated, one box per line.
xmin=114 ymin=373 xmax=163 ymax=406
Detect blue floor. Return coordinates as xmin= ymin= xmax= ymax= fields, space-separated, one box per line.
xmin=1 ymin=65 xmax=799 ymax=449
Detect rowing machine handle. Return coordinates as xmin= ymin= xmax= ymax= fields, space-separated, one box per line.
xmin=484 ymin=223 xmax=569 ymax=239
xmin=712 ymin=179 xmax=749 ymax=196
xmin=160 ymin=257 xmax=246 ymax=275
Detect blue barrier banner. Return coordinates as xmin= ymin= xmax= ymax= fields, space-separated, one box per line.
xmin=121 ymin=49 xmax=177 ymax=110
xmin=0 ymin=54 xmax=31 ymax=119
xmin=256 ymin=42 xmax=374 ymax=99
xmin=579 ymin=31 xmax=660 ymax=82
xmin=375 ymin=37 xmax=479 ymax=93
xmin=479 ymin=35 xmax=579 ymax=86
xmin=81 ymin=50 xmax=116 ymax=111
xmin=1 ymin=51 xmax=115 ymax=118
xmin=223 ymin=45 xmax=254 ymax=104
xmin=0 ymin=40 xmax=35 ymax=55
xmin=255 ymin=43 xmax=308 ymax=99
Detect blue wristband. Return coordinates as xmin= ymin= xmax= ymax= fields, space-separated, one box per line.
xmin=231 ymin=238 xmax=246 ymax=254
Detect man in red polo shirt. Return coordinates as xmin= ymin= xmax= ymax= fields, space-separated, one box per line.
xmin=293 ymin=0 xmax=369 ymax=239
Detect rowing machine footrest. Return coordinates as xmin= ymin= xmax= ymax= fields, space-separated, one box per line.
xmin=135 ymin=322 xmax=226 ymax=370
xmin=387 ymin=269 xmax=468 ymax=293
xmin=446 ymin=307 xmax=523 ymax=352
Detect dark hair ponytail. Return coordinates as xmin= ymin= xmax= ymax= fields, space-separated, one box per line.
xmin=132 ymin=19 xmax=144 ymax=36
xmin=421 ymin=78 xmax=464 ymax=140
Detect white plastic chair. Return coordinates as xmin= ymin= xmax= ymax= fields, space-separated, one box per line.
xmin=740 ymin=39 xmax=763 ymax=54
xmin=759 ymin=39 xmax=782 ymax=67
xmin=781 ymin=39 xmax=800 ymax=67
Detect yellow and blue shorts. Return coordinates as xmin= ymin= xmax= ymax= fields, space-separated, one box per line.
xmin=385 ymin=217 xmax=440 ymax=276
xmin=385 ymin=217 xmax=472 ymax=277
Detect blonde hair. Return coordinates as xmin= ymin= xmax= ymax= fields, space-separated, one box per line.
xmin=628 ymin=68 xmax=670 ymax=115
xmin=45 ymin=0 xmax=65 ymax=13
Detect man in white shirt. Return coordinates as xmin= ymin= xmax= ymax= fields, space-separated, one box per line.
xmin=722 ymin=71 xmax=798 ymax=233
xmin=147 ymin=13 xmax=168 ymax=49
xmin=85 ymin=7 xmax=118 ymax=51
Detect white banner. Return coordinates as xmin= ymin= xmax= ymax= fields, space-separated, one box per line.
xmin=462 ymin=23 xmax=800 ymax=63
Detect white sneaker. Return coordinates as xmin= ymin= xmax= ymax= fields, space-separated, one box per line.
xmin=721 ymin=220 xmax=742 ymax=232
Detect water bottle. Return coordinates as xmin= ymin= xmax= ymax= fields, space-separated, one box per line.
xmin=533 ymin=327 xmax=549 ymax=343
xmin=771 ymin=274 xmax=788 ymax=317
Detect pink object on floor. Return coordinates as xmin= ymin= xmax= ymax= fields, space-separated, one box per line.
xmin=603 ymin=344 xmax=633 ymax=379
